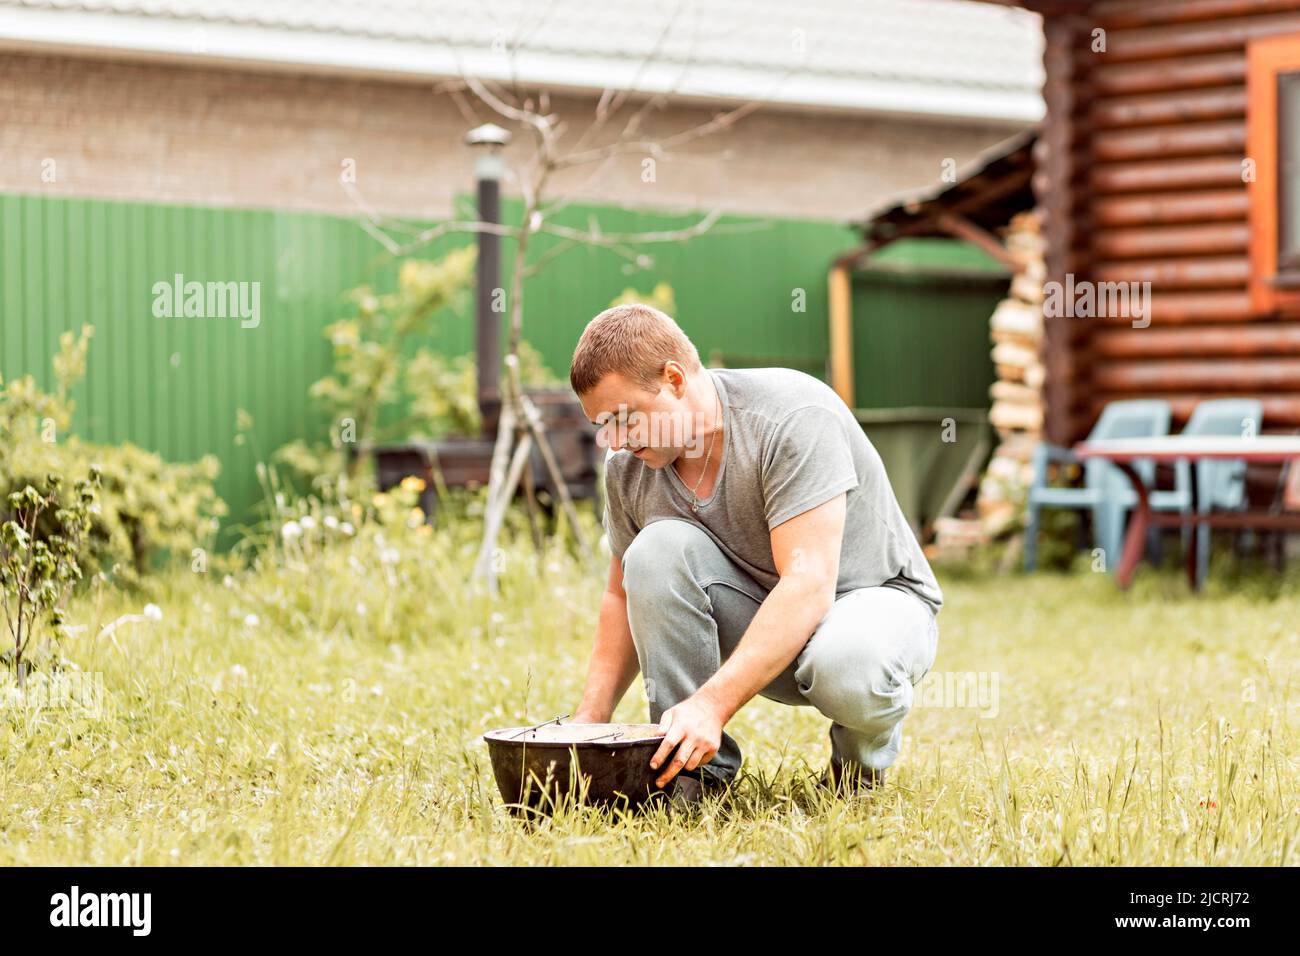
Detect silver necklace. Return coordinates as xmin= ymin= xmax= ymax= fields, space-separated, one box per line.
xmin=688 ymin=381 xmax=722 ymax=513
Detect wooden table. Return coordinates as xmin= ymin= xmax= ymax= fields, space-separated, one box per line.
xmin=1072 ymin=436 xmax=1300 ymax=590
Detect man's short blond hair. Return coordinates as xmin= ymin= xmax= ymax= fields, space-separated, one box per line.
xmin=569 ymin=303 xmax=701 ymax=394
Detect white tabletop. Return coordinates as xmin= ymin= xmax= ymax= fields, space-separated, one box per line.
xmin=1075 ymin=435 xmax=1300 ymax=461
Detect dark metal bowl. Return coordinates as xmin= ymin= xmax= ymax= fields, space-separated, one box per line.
xmin=482 ymin=722 xmax=671 ymax=818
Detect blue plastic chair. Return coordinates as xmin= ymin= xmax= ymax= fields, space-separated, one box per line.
xmin=1155 ymin=399 xmax=1263 ymax=585
xmin=1024 ymin=399 xmax=1183 ymax=573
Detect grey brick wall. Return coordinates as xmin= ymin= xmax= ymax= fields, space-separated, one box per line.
xmin=0 ymin=51 xmax=1022 ymax=221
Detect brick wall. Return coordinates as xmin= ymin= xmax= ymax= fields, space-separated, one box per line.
xmin=0 ymin=51 xmax=1022 ymax=221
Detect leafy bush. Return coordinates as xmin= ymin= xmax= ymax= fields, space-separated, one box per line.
xmin=0 ymin=326 xmax=226 ymax=584
xmin=274 ymin=248 xmax=477 ymax=496
xmin=0 ymin=472 xmax=97 ymax=685
xmin=274 ymin=247 xmax=560 ymax=499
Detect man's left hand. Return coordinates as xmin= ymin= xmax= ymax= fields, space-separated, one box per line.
xmin=649 ymin=691 xmax=727 ymax=789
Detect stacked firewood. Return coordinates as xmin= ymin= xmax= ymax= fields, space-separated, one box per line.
xmin=980 ymin=211 xmax=1046 ymax=533
xmin=931 ymin=210 xmax=1045 ymax=556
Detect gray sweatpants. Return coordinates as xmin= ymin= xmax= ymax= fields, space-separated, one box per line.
xmin=620 ymin=518 xmax=939 ymax=784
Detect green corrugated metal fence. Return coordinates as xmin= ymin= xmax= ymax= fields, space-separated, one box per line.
xmin=1 ymin=192 xmax=863 ymax=538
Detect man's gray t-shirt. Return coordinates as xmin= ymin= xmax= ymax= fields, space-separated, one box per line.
xmin=601 ymin=366 xmax=943 ymax=616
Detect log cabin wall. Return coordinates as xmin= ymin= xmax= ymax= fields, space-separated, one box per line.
xmin=1035 ymin=7 xmax=1093 ymax=445
xmin=1033 ymin=0 xmax=1300 ymax=441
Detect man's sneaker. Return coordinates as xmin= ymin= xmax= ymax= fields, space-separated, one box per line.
xmin=820 ymin=757 xmax=885 ymax=796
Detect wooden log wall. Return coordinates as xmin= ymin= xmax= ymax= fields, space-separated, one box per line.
xmin=1044 ymin=0 xmax=1300 ymax=438
xmin=1035 ymin=9 xmax=1092 ymax=444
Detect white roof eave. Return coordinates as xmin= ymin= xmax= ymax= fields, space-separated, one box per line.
xmin=0 ymin=6 xmax=1044 ymax=124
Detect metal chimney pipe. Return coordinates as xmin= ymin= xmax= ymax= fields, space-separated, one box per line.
xmin=475 ymin=170 xmax=501 ymax=437
xmin=466 ymin=123 xmax=511 ymax=438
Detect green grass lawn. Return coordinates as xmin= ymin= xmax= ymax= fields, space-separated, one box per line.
xmin=2 ymin=516 xmax=1297 ymax=865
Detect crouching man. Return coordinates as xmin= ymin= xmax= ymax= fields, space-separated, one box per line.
xmin=568 ymin=304 xmax=942 ymax=801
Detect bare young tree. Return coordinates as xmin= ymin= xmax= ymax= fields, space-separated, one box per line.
xmin=343 ymin=15 xmax=793 ymax=595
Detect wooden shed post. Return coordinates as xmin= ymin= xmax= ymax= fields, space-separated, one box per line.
xmin=828 ymin=258 xmax=856 ymax=407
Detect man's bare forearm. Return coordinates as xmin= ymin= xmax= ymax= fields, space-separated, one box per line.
xmin=575 ymin=588 xmax=641 ymax=722
xmin=696 ymin=575 xmax=832 ymax=722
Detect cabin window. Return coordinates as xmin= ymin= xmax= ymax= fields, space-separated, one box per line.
xmin=1247 ymin=33 xmax=1300 ymax=314
xmin=1279 ymin=71 xmax=1300 ymax=273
